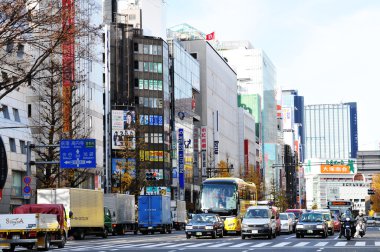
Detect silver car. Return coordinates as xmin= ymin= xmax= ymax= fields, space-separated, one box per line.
xmin=241 ymin=206 xmax=277 ymax=239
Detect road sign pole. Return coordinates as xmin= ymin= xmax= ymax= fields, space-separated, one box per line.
xmin=25 ymin=141 xmax=32 ymax=204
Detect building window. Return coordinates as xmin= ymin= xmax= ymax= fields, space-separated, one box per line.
xmin=11 ymin=170 xmax=23 ymax=197
xmin=9 ymin=138 xmax=16 ymax=152
xmin=28 ymin=104 xmax=32 ymax=118
xmin=134 ymin=43 xmax=138 ymax=52
xmin=2 ymin=105 xmax=10 ymax=119
xmin=20 ymin=140 xmax=26 ymax=154
xmin=16 ymin=43 xmax=24 ymax=58
xmin=13 ymin=108 xmax=20 ymax=122
xmin=134 ymin=61 xmax=139 ymax=70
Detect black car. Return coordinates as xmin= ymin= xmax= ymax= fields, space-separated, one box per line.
xmin=185 ymin=213 xmax=224 ymax=239
xmin=295 ymin=212 xmax=328 ymax=238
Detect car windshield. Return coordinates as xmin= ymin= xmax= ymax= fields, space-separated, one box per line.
xmin=245 ymin=209 xmax=269 ymax=218
xmin=280 ymin=214 xmax=288 ymax=220
xmin=323 ymin=213 xmax=331 ymax=221
xmin=287 ymin=213 xmax=295 ymax=220
xmin=300 ymin=213 xmax=323 ymax=222
xmin=287 ymin=211 xmax=301 ymax=219
xmin=200 ymin=183 xmax=237 ymax=211
xmin=190 ymin=214 xmax=216 ymax=223
xmin=367 ymin=217 xmax=374 ymax=220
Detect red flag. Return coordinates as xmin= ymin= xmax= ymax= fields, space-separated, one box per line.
xmin=206 ymin=32 xmax=215 ymax=40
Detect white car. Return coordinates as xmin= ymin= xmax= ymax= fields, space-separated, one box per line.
xmin=279 ymin=213 xmax=293 ymax=234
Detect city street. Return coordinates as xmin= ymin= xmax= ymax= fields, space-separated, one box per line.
xmin=14 ymin=227 xmax=380 ymax=252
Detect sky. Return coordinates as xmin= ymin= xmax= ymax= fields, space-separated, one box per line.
xmin=165 ymin=0 xmax=380 ymax=151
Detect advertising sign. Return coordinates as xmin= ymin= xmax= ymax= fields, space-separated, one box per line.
xmin=112 ymin=110 xmax=136 ymax=150
xmin=283 ymin=107 xmax=292 ymax=130
xmin=111 ymin=158 xmax=136 ymax=178
xmin=201 ymin=127 xmax=207 ymax=151
xmin=320 ymin=164 xmax=351 ymax=174
xmin=178 ymin=128 xmax=184 ymax=189
xmin=146 ymin=186 xmax=171 ymax=196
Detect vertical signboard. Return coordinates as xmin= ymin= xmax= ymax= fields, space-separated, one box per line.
xmin=244 ymin=139 xmax=249 ymax=175
xmin=62 ymin=0 xmax=75 ymax=133
xmin=178 ymin=129 xmax=184 ymax=189
xmin=201 ymin=127 xmax=207 ymax=151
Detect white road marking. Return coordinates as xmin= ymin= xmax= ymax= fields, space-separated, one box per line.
xmin=185 ymin=242 xmax=213 ymax=248
xmin=272 ymin=242 xmax=291 ymax=247
xmin=208 ymin=242 xmax=234 ymax=248
xmin=314 ymin=242 xmax=328 ymax=246
xmin=165 ymin=243 xmax=194 ymax=248
xmin=334 ymin=242 xmax=347 ymax=246
xmin=137 ymin=243 xmax=174 ymax=248
xmin=251 ymin=242 xmax=272 ymax=247
xmin=293 ymin=242 xmax=310 ymax=247
xmin=355 ymin=241 xmax=365 ymax=246
xmin=229 ymin=242 xmax=254 ymax=247
xmin=285 ymin=235 xmax=296 ymax=239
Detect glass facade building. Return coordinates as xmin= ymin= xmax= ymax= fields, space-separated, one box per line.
xmin=305 ymin=103 xmax=358 ymax=160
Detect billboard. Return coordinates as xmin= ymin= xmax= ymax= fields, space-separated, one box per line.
xmin=112 ymin=110 xmax=136 ymax=150
xmin=111 ymin=158 xmax=136 ymax=178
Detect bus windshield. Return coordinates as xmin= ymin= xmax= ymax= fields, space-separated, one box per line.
xmin=201 ymin=183 xmax=237 ymax=212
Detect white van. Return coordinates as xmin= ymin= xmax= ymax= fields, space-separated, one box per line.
xmin=241 ymin=206 xmax=277 ymax=239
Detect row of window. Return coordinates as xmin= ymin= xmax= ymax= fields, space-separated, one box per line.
xmin=139 ymin=114 xmax=163 ymax=126
xmin=8 ymin=138 xmax=26 ymax=154
xmin=138 ymin=97 xmax=163 ymax=109
xmin=134 ymin=61 xmax=163 ymax=73
xmin=2 ymin=105 xmax=20 ymax=122
xmin=134 ymin=43 xmax=163 ymax=56
xmin=136 ymin=79 xmax=163 ymax=91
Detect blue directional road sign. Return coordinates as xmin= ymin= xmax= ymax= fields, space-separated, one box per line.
xmin=60 ymin=139 xmax=96 ymax=169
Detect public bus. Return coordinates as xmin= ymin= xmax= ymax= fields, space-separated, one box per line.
xmin=199 ymin=177 xmax=257 ymax=234
xmin=327 ymin=200 xmax=353 ymax=218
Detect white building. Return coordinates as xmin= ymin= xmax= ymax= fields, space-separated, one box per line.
xmin=304 ymin=158 xmax=368 ymax=212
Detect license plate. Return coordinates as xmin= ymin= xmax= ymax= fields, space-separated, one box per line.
xmin=148 ymin=227 xmax=152 ymax=229
xmin=252 ymin=230 xmax=258 ymax=234
xmin=307 ymin=230 xmax=313 ymax=234
xmin=196 ymin=232 xmax=202 ymax=236
xmin=12 ymin=235 xmax=20 ymax=240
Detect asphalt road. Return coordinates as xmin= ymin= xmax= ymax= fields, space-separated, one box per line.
xmin=13 ymin=227 xmax=380 ymax=252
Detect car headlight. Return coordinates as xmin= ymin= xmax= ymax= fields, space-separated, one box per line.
xmin=346 ymin=218 xmax=350 ymax=221
xmin=186 ymin=226 xmax=193 ymax=230
xmin=264 ymin=224 xmax=269 ymax=228
xmin=316 ymin=225 xmax=323 ymax=229
xmin=205 ymin=226 xmax=213 ymax=230
xmin=242 ymin=224 xmax=248 ymax=228
xmin=296 ymin=224 xmax=304 ymax=229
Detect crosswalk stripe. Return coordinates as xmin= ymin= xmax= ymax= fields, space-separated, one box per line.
xmin=229 ymin=242 xmax=253 ymax=247
xmin=137 ymin=243 xmax=174 ymax=248
xmin=251 ymin=242 xmax=272 ymax=247
xmin=272 ymin=242 xmax=291 ymax=247
xmin=375 ymin=242 xmax=380 ymax=246
xmin=293 ymin=242 xmax=310 ymax=247
xmin=314 ymin=242 xmax=328 ymax=247
xmin=185 ymin=242 xmax=213 ymax=248
xmin=355 ymin=242 xmax=365 ymax=246
xmin=335 ymin=242 xmax=347 ymax=246
xmin=165 ymin=243 xmax=194 ymax=248
xmin=208 ymin=242 xmax=233 ymax=248
xmin=124 ymin=243 xmax=154 ymax=247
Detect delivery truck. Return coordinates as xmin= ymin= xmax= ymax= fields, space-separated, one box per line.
xmin=138 ymin=195 xmax=172 ymax=234
xmin=171 ymin=200 xmax=187 ymax=230
xmin=0 ymin=204 xmax=68 ymax=252
xmin=104 ymin=193 xmax=138 ymax=235
xmin=37 ymin=188 xmax=112 ymax=240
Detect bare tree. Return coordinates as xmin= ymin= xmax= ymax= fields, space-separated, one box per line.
xmin=0 ymin=0 xmax=101 ymax=100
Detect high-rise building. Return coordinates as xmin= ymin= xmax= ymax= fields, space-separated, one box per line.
xmin=217 ymin=41 xmax=278 ymax=193
xmin=304 ymin=102 xmax=358 ymax=160
xmin=168 ymin=24 xmax=240 ymax=179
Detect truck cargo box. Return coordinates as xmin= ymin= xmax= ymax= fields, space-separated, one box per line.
xmin=104 ymin=194 xmax=135 ymax=224
xmin=0 ymin=214 xmax=59 ymax=230
xmin=37 ymin=188 xmax=104 ymax=228
xmin=138 ymin=195 xmax=171 ymax=226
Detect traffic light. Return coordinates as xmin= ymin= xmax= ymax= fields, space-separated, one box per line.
xmin=146 ymin=171 xmax=157 ymax=181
